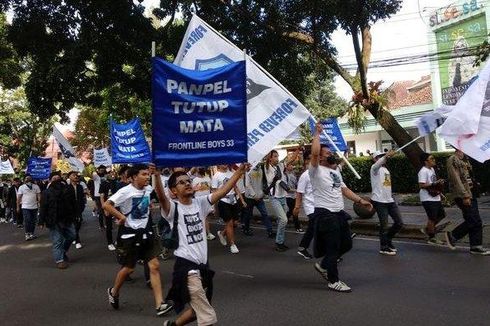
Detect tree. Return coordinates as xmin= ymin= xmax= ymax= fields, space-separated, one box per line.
xmin=0 ymin=86 xmax=56 ymax=165
xmin=0 ymin=12 xmax=22 ymax=89
xmin=167 ymin=0 xmax=424 ymax=168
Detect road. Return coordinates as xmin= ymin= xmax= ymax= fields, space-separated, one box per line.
xmin=1 ymin=206 xmax=489 ymax=326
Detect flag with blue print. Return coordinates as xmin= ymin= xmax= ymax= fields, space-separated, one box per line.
xmin=110 ymin=118 xmax=152 ymax=164
xmin=308 ymin=117 xmax=347 ymax=152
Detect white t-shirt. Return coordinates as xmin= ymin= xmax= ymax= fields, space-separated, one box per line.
xmin=108 ymin=184 xmax=153 ymax=231
xmin=211 ymin=170 xmax=236 ymax=204
xmin=285 ymin=172 xmax=297 ymax=199
xmin=296 ymin=171 xmax=314 ymax=216
xmin=309 ymin=165 xmax=345 ymax=212
xmin=18 ymin=183 xmax=41 ymax=209
xmin=264 ymin=162 xmax=287 ymax=198
xmin=370 ymin=157 xmax=394 ymax=203
xmin=161 ymin=195 xmax=213 ymax=265
xmin=192 ymin=175 xmax=211 ymax=197
xmin=93 ymin=173 xmax=102 ymax=197
xmin=418 ymin=166 xmax=440 ymax=202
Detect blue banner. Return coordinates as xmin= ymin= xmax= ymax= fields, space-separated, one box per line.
xmin=110 ymin=118 xmax=152 ymax=164
xmin=309 ymin=117 xmax=347 ymax=152
xmin=27 ymin=157 xmax=52 ymax=180
xmin=152 ymin=58 xmax=247 ymax=167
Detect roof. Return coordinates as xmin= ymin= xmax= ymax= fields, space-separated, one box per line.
xmin=385 ymin=75 xmax=433 ymax=110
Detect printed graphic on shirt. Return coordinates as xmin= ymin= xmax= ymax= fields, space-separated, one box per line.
xmin=430 ymin=174 xmax=437 ymax=183
xmin=132 ymin=196 xmax=149 ymax=220
xmin=330 ymin=172 xmax=342 ymax=189
xmin=383 ymin=173 xmax=392 ymax=187
xmin=184 ymin=213 xmax=204 ymax=245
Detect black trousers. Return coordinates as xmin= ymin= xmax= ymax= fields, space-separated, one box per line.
xmin=286 ymin=197 xmax=301 ymax=229
xmin=452 ymin=198 xmax=483 ymax=247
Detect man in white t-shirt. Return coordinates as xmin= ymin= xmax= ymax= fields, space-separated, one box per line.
xmin=211 ymin=165 xmax=245 ymax=254
xmin=294 ymin=150 xmax=315 ymax=260
xmin=309 ymin=122 xmax=372 ymax=293
xmin=155 ymin=163 xmax=247 ymax=326
xmin=418 ymin=153 xmax=447 ymax=245
xmin=103 ymin=164 xmax=173 ymax=317
xmin=370 ymin=150 xmax=404 ymax=255
xmin=17 ymin=175 xmax=41 ymax=241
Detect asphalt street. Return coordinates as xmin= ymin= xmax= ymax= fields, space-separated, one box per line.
xmin=1 ymin=205 xmax=489 ymax=326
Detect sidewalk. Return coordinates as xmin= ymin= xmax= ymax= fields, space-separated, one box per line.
xmin=246 ymin=195 xmax=490 ymax=244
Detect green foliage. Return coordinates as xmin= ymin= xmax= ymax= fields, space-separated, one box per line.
xmin=342 ymin=152 xmax=490 ymax=194
xmin=0 ymin=13 xmax=22 ymax=89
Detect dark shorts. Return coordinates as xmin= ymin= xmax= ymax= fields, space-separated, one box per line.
xmin=421 ymin=201 xmax=446 ymax=222
xmin=217 ymin=201 xmax=240 ymax=222
xmin=116 ymin=233 xmax=161 ymax=268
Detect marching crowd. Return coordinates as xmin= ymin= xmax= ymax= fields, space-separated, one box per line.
xmin=0 ymin=123 xmax=488 ymax=326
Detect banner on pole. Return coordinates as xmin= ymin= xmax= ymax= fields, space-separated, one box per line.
xmin=93 ymin=148 xmax=112 ymax=167
xmin=308 ymin=117 xmax=347 ymax=151
xmin=174 ymin=15 xmax=311 ymax=166
xmin=110 ymin=118 xmax=151 ymax=164
xmin=27 ymin=157 xmax=52 ymax=180
xmin=0 ymin=160 xmax=15 ymax=174
xmin=152 ymin=58 xmax=247 ymax=167
xmin=52 ymin=126 xmax=84 ymax=172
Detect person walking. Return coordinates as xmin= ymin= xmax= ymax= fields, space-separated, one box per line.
xmin=65 ymin=171 xmax=86 ymax=249
xmin=295 ymin=150 xmax=315 ymax=260
xmin=310 ymin=122 xmax=373 ymax=292
xmin=39 ymin=172 xmax=76 ymax=269
xmin=445 ymin=149 xmax=489 ymax=255
xmin=418 ymin=153 xmax=447 ymax=245
xmin=17 ymin=175 xmax=41 ymax=240
xmin=156 ymin=163 xmax=247 ymax=326
xmin=370 ymin=150 xmax=403 ymax=255
xmin=103 ymin=164 xmax=173 ymax=316
xmin=7 ymin=177 xmax=21 ymax=226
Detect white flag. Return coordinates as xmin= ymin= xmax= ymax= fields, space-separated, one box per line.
xmin=174 ymin=15 xmax=311 ymax=166
xmin=53 ymin=126 xmax=85 ymax=172
xmin=442 ymin=80 xmax=490 ymax=163
xmin=93 ymin=148 xmax=112 ymax=167
xmin=0 ymin=160 xmax=14 ymax=174
xmin=438 ymin=60 xmax=490 ymax=137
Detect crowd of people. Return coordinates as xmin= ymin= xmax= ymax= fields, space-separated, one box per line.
xmin=0 ymin=122 xmax=488 ymax=325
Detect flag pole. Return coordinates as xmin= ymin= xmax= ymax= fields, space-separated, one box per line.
xmin=195 ymin=15 xmax=361 ymax=178
xmin=394 ymin=135 xmax=425 ymax=153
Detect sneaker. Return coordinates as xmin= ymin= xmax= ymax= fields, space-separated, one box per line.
xmin=107 ymin=287 xmax=119 ymax=310
xmin=72 ymin=240 xmax=76 ymax=245
xmin=29 ymin=234 xmax=37 ymax=240
xmin=25 ymin=234 xmax=31 ymax=241
xmin=217 ymin=231 xmax=227 ymax=246
xmin=75 ymin=243 xmax=83 ymax=249
xmin=470 ymin=247 xmax=490 ymax=256
xmin=243 ymin=229 xmax=254 ymax=236
xmin=388 ymin=243 xmax=397 ymax=252
xmin=328 ymin=280 xmax=352 ymax=293
xmin=108 ymin=244 xmax=116 ymax=251
xmin=296 ymin=228 xmax=305 ymax=234
xmin=350 ymin=232 xmax=357 ymax=239
xmin=275 ymin=243 xmax=289 ymax=252
xmin=206 ymin=233 xmax=216 ymax=241
xmin=379 ymin=248 xmax=396 ymax=256
xmin=297 ymin=248 xmax=313 ymax=260
xmin=444 ymin=232 xmax=456 ymax=250
xmin=57 ymin=261 xmax=68 ymax=269
xmin=163 ymin=321 xmax=176 ymax=326
xmin=314 ymin=263 xmax=328 ymax=281
xmin=17 ymin=224 xmax=23 ymax=228
xmin=427 ymin=237 xmax=444 ymax=245
xmin=156 ymin=301 xmax=174 ymax=316
xmin=267 ymin=231 xmax=276 ymax=239
xmin=230 ymin=244 xmax=239 ymax=254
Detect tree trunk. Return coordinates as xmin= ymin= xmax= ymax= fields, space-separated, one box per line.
xmin=366 ymin=103 xmax=424 ymax=170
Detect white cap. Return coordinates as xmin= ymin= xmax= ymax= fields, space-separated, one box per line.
xmin=373 ymin=150 xmax=384 ymax=158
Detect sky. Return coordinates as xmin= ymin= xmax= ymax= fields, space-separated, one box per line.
xmin=63 ymin=0 xmax=462 ymax=130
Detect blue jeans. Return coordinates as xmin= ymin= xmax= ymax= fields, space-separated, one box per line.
xmin=22 ymin=209 xmax=38 ymax=234
xmin=270 ymin=197 xmax=288 ymax=244
xmin=243 ymin=197 xmax=273 ymax=233
xmin=372 ymin=201 xmax=403 ymax=249
xmin=49 ymin=224 xmax=76 ymax=263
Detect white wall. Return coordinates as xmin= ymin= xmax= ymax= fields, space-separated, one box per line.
xmin=343 ymin=132 xmax=379 ymax=156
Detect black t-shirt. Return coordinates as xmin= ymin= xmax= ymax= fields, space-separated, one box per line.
xmin=99 ymin=180 xmax=111 ymax=199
